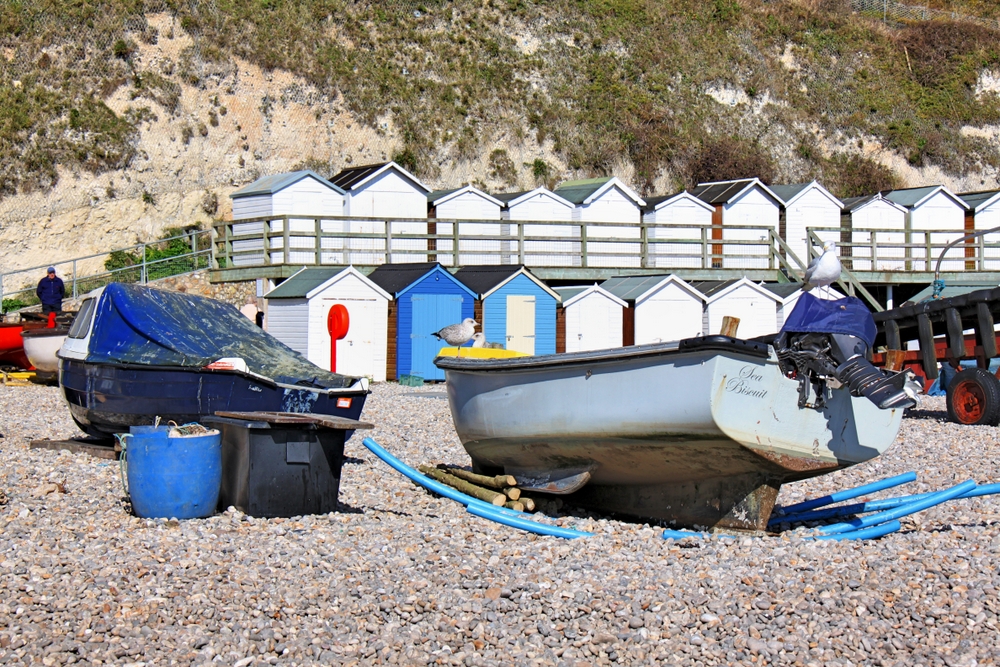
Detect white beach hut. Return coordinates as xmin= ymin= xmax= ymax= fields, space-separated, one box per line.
xmin=959 ymin=190 xmax=1000 ymax=269
xmin=770 ymin=181 xmax=844 ymax=270
xmin=642 ymin=191 xmax=715 ymax=268
xmin=329 ymin=161 xmax=431 ymax=263
xmin=427 ymin=186 xmax=504 ymax=265
xmin=264 ymin=266 xmax=392 ymax=382
xmin=553 ymin=177 xmax=647 ymax=268
xmin=601 ymin=274 xmax=706 ymax=345
xmin=841 ymin=193 xmax=909 ymax=271
xmin=692 ymin=278 xmax=783 ymax=339
xmin=495 ymin=187 xmax=576 ymax=266
xmin=229 ymin=170 xmax=346 ymax=266
xmin=553 ymin=285 xmax=627 ymax=353
xmin=690 ymin=178 xmax=782 ymax=269
xmin=883 ymin=185 xmax=969 ymax=271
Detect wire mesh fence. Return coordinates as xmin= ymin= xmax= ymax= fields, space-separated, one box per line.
xmin=851 ymin=0 xmax=1000 ymax=29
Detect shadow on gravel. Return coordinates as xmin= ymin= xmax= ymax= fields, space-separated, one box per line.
xmin=342 ymin=455 xmax=367 ymax=465
xmin=903 ymin=407 xmax=949 ymax=421
xmin=334 ymin=501 xmax=365 ymax=514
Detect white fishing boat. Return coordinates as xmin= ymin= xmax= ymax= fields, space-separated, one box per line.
xmin=436 ymin=294 xmax=916 ymax=530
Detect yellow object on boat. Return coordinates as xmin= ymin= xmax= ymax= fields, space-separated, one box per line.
xmin=437 ymin=347 xmax=530 ymax=359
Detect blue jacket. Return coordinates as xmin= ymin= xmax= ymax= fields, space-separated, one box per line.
xmin=36 ymin=276 xmax=65 ymax=306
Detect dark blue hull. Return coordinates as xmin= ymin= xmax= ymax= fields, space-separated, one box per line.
xmin=59 ymin=358 xmax=369 ymax=439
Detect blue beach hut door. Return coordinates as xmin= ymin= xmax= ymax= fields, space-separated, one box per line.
xmin=411 ymin=294 xmax=464 ymax=381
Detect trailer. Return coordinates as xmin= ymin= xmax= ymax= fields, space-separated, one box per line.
xmin=872 ymin=287 xmax=1000 ymax=425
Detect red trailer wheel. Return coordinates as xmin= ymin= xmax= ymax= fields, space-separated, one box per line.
xmin=946 ymin=368 xmax=1000 ymax=426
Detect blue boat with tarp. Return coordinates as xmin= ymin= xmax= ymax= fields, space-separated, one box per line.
xmin=58 ymin=283 xmax=369 ymax=439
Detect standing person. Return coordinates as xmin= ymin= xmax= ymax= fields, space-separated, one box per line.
xmin=36 ymin=266 xmax=65 ymax=314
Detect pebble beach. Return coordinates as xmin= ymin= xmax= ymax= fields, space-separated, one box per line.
xmin=1 ymin=383 xmax=998 ymax=666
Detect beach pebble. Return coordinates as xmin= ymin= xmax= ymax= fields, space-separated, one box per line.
xmin=0 ymin=386 xmax=998 ymax=666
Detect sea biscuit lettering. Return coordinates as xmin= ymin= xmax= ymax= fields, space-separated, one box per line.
xmin=725 ymin=365 xmax=768 ymax=399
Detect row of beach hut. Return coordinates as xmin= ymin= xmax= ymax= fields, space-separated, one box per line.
xmin=231 ymin=162 xmax=1000 ymax=270
xmin=264 ymin=263 xmax=832 ymax=382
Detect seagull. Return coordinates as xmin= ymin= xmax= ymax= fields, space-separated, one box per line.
xmin=471 ymin=332 xmax=486 ymax=348
xmin=432 ymin=318 xmax=478 ymax=356
xmin=803 ymin=241 xmax=842 ymax=294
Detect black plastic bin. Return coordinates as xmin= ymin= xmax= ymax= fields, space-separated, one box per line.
xmin=204 ymin=412 xmax=372 ymax=518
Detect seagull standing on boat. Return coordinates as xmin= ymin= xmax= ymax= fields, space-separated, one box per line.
xmin=432 ymin=318 xmax=478 ymax=356
xmin=803 ymin=241 xmax=842 ymax=295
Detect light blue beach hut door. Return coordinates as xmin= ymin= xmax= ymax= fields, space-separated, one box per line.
xmin=411 ymin=294 xmax=463 ymax=381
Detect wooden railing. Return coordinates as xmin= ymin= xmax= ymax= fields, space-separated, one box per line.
xmin=1 ymin=230 xmax=213 ymax=312
xmin=214 ymin=215 xmax=782 ymax=271
xmin=806 ymin=227 xmax=1000 ymax=273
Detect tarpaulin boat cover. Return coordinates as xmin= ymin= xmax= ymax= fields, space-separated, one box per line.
xmin=85 ymin=283 xmax=358 ymax=388
xmin=780 ymin=293 xmax=877 ymax=347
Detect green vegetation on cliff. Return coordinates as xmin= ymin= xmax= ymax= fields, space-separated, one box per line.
xmin=1 ymin=0 xmax=999 ymax=199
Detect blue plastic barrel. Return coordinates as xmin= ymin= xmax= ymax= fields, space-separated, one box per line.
xmin=123 ymin=425 xmax=222 ymax=519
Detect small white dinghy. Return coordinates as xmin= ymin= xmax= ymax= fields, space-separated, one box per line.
xmin=22 ymin=328 xmax=69 ymax=377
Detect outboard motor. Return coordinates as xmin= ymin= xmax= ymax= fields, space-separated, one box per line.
xmin=773 ymin=294 xmax=916 ymax=411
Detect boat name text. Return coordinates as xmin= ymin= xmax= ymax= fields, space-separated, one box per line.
xmin=726 ymin=366 xmax=768 ymax=399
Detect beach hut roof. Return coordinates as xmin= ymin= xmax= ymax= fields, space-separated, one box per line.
xmin=642 ymin=191 xmax=715 ymax=213
xmin=265 ymin=266 xmax=391 ymax=300
xmin=769 ymin=181 xmax=843 ymax=208
xmin=491 ymin=187 xmax=574 ymax=208
xmin=689 ymin=277 xmax=782 ymax=303
xmin=454 ymin=265 xmax=560 ymax=300
xmin=231 ymin=170 xmax=344 ymax=199
xmin=881 ymin=185 xmax=967 ymax=210
xmin=600 ymin=274 xmax=703 ymax=304
xmin=366 ymin=262 xmax=475 ymax=299
xmin=427 ymin=185 xmax=503 ymax=207
xmin=329 ymin=161 xmax=430 ymax=194
xmin=554 ymin=284 xmax=628 ymax=309
xmin=553 ymin=177 xmax=645 ymax=206
xmin=841 ymin=193 xmax=908 ymax=214
xmin=958 ymin=189 xmax=1000 ymax=212
xmin=690 ymin=178 xmax=780 ymax=206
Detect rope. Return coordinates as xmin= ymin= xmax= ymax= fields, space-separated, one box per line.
xmin=931 ymin=278 xmax=946 ymax=300
xmin=115 ymin=433 xmax=129 ymax=499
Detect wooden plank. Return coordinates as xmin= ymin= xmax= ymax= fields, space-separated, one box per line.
xmin=386 ymin=300 xmax=398 ymax=381
xmin=945 ymin=308 xmax=965 ymax=359
xmin=884 ymin=319 xmax=902 ymax=351
xmin=30 ymin=439 xmax=118 ymax=460
xmin=917 ymin=314 xmax=939 ymax=379
xmin=977 ymin=302 xmax=997 ymax=359
xmin=213 ymin=411 xmax=373 ymax=430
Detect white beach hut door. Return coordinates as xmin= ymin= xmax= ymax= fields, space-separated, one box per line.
xmin=506 ymin=295 xmax=536 ymax=355
xmin=326 ymin=298 xmax=377 ymax=378
xmin=577 ymin=298 xmax=612 ymax=351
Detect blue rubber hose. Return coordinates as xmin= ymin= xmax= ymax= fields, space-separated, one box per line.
xmin=466 ymin=504 xmax=592 ymax=539
xmin=360 ymin=437 xmax=530 ymax=518
xmin=770 ymin=483 xmax=1000 ymax=526
xmin=818 ymin=479 xmax=977 ymax=535
xmin=812 ymin=520 xmax=901 ymax=540
xmin=773 ymin=471 xmax=917 ymax=516
xmin=662 ymin=529 xmax=738 ymax=541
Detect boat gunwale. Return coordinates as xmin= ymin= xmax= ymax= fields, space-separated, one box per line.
xmin=21 ymin=328 xmax=70 ymax=339
xmin=434 ymin=336 xmax=770 ymax=372
xmin=57 ymin=358 xmax=370 ymax=394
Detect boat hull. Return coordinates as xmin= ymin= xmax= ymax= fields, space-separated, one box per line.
xmin=59 ymin=358 xmax=369 ymax=439
xmin=439 ymin=341 xmax=905 ymax=530
xmin=0 ymin=322 xmax=31 ymax=369
xmin=22 ymin=329 xmax=68 ymax=374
